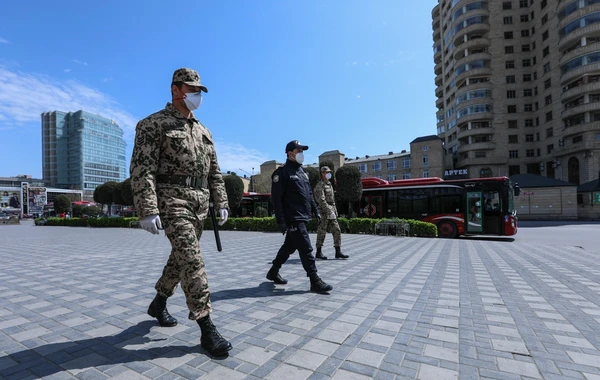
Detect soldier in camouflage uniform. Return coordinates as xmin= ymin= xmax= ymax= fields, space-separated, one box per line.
xmin=130 ymin=68 xmax=232 ymax=357
xmin=314 ymin=166 xmax=349 ymax=259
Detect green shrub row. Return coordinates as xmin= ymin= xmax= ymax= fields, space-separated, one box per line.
xmin=37 ymin=216 xmax=437 ymax=237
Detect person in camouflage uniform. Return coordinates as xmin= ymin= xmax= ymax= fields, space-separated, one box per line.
xmin=314 ymin=166 xmax=349 ymax=259
xmin=130 ymin=67 xmax=232 ymax=357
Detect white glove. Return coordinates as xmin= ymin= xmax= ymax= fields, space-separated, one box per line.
xmin=139 ymin=214 xmax=162 ymax=235
xmin=219 ymin=209 xmax=228 ymax=226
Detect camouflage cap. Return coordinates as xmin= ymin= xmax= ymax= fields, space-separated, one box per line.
xmin=320 ymin=166 xmax=332 ymax=172
xmin=285 ymin=140 xmax=309 ymax=152
xmin=172 ymin=68 xmax=208 ymax=92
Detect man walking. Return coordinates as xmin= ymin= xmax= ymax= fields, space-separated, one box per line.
xmin=314 ymin=166 xmax=348 ymax=259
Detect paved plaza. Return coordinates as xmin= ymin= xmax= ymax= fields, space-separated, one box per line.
xmin=1 ymin=221 xmax=600 ymax=379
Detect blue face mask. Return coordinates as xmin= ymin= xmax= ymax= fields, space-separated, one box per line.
xmin=325 ymin=173 xmax=332 ymax=180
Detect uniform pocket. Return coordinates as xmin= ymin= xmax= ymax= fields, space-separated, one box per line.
xmin=164 ymin=129 xmax=188 ymax=154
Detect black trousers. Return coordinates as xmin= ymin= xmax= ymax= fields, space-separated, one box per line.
xmin=272 ymin=222 xmax=317 ymax=276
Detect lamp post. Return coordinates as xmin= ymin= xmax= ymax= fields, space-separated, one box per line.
xmin=238 ymin=168 xmax=253 ymax=192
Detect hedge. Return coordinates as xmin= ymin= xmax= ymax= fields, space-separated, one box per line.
xmin=36 ymin=216 xmax=437 ymax=237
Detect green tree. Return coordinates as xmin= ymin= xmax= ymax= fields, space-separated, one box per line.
xmin=224 ymin=174 xmax=244 ymax=210
xmin=304 ymin=166 xmax=320 ymax=189
xmin=95 ymin=181 xmax=119 ymax=215
xmin=334 ymin=165 xmax=363 ymax=217
xmin=112 ymin=182 xmax=124 ymax=205
xmin=54 ymin=195 xmax=72 ymax=215
xmin=85 ymin=205 xmax=101 ymax=217
xmin=120 ymin=178 xmax=134 ymax=206
xmin=72 ymin=204 xmax=84 ymax=217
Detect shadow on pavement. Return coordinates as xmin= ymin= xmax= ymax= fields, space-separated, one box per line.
xmin=0 ymin=320 xmax=221 ymax=379
xmin=211 ymin=281 xmax=309 ymax=302
xmin=459 ymin=236 xmax=515 ymax=243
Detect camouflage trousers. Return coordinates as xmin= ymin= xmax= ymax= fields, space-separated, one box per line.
xmin=155 ymin=215 xmax=211 ymax=320
xmin=316 ymin=217 xmax=341 ymax=247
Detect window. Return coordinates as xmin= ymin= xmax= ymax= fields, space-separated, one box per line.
xmin=526 ymin=134 xmax=534 ymax=142
xmin=509 ymin=150 xmax=519 ymax=158
xmin=386 ymin=174 xmax=396 ymax=181
xmin=546 ymin=111 xmax=553 ymax=121
xmin=508 ymin=105 xmax=517 ymax=113
xmin=505 ymin=46 xmax=515 ymax=54
xmin=573 ymin=135 xmax=583 ymax=143
xmin=402 ymin=172 xmax=412 ymax=179
xmin=422 ymin=154 xmax=429 ymax=167
xmin=386 ymin=160 xmax=396 ymax=170
xmin=545 ymin=95 xmax=552 ymax=105
xmin=475 ymin=151 xmax=487 ymax=158
xmin=506 ymin=75 xmax=516 ymax=83
xmin=542 ymin=30 xmax=548 ymax=40
xmin=547 ymin=144 xmax=554 ymax=154
xmin=543 ymin=62 xmax=550 ymax=73
xmin=524 ymin=104 xmax=533 ymax=111
xmin=509 ymin=165 xmax=521 ymax=176
xmin=536 ymin=132 xmax=540 ymax=140
xmin=423 ymin=170 xmax=430 ymax=178
xmin=522 ymin=59 xmax=531 ymax=67
xmin=401 ymin=157 xmax=411 ymax=168
xmin=506 ymin=60 xmax=515 ymax=69
xmin=521 ymin=14 xmax=529 ymax=22
xmin=509 ymin=135 xmax=519 ymax=143
xmin=525 ymin=119 xmax=534 ymax=127
xmin=541 ymin=0 xmax=547 ymax=9
xmin=519 ymin=0 xmax=528 ymax=7
xmin=544 ymin=78 xmax=551 ymax=89
xmin=507 ymin=90 xmax=516 ymax=98
xmin=521 ymin=30 xmax=530 ymax=37
xmin=504 ymin=31 xmax=514 ymax=39
xmin=508 ymin=120 xmax=518 ymax=128
xmin=543 ymin=46 xmax=549 ymax=57
xmin=522 ymin=44 xmax=531 ymax=52
xmin=372 ymin=161 xmax=382 ymax=171
xmin=504 ymin=16 xmax=513 ymax=25
xmin=533 ymin=71 xmax=537 ymax=80
xmin=524 ymin=89 xmax=533 ymax=96
xmin=359 ymin=163 xmax=367 ymax=173
xmin=546 ymin=127 xmax=553 ymax=137
xmin=526 ymin=149 xmax=535 ymax=157
xmin=533 ymin=56 xmax=537 ymax=65
xmin=523 ymin=73 xmax=532 ymax=82
xmin=503 ymin=1 xmax=512 ymax=10
xmin=542 ymin=14 xmax=548 ymax=25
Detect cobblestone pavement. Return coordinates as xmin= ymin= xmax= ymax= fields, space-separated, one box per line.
xmin=1 ymin=222 xmax=600 ymax=379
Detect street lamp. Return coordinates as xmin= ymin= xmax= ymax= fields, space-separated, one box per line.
xmin=238 ymin=168 xmax=254 ymax=192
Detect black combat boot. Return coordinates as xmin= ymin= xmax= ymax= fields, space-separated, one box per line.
xmin=335 ymin=246 xmax=349 ymax=259
xmin=266 ymin=264 xmax=288 ymax=284
xmin=198 ymin=315 xmax=232 ymax=356
xmin=147 ymin=293 xmax=178 ymax=327
xmin=309 ymin=273 xmax=333 ymax=293
xmin=315 ymin=246 xmax=328 ymax=260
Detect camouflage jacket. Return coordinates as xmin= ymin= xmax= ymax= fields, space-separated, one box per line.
xmin=313 ymin=179 xmax=337 ymax=217
xmin=130 ymin=103 xmax=228 ymax=218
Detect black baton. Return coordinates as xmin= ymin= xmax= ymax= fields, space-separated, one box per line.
xmin=209 ymin=202 xmax=223 ymax=252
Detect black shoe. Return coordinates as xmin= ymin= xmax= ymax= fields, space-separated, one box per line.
xmin=198 ymin=315 xmax=232 ymax=356
xmin=309 ymin=273 xmax=333 ymax=293
xmin=147 ymin=293 xmax=178 ymax=327
xmin=335 ymin=247 xmax=349 ymax=259
xmin=266 ymin=265 xmax=288 ymax=284
xmin=315 ymin=247 xmax=328 ymax=260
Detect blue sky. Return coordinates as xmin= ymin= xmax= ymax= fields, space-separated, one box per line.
xmin=0 ymin=0 xmax=438 ymax=179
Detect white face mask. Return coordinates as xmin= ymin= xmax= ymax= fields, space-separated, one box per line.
xmin=184 ymin=92 xmax=202 ymax=110
xmin=294 ymin=152 xmax=304 ymax=164
xmin=325 ymin=173 xmax=332 ymax=180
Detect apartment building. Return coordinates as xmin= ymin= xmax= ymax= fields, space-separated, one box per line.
xmin=432 ymin=0 xmax=600 ymax=184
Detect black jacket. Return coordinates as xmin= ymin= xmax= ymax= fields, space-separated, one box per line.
xmin=271 ymin=159 xmax=319 ymax=224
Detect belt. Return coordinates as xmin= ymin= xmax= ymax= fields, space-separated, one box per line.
xmin=156 ymin=174 xmax=208 ymax=189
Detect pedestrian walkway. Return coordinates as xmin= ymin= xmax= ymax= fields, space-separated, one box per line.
xmin=1 ymin=223 xmax=600 ymax=379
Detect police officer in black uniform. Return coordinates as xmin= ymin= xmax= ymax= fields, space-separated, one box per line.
xmin=266 ymin=140 xmax=333 ymax=293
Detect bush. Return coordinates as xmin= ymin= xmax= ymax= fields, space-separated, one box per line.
xmin=254 ymin=206 xmax=269 ymax=217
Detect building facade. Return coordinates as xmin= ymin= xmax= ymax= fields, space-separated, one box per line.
xmin=42 ymin=110 xmax=127 ymax=200
xmin=432 ymin=0 xmax=600 ymax=184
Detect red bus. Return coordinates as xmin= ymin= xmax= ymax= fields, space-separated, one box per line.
xmin=357 ymin=176 xmax=520 ymax=238
xmin=236 ymin=192 xmax=273 ymax=217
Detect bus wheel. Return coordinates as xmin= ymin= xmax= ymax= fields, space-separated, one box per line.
xmin=437 ymin=221 xmax=457 ymax=238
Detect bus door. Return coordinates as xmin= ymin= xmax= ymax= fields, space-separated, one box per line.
xmin=466 ymin=192 xmax=483 ymax=233
xmin=359 ymin=195 xmax=382 ymax=218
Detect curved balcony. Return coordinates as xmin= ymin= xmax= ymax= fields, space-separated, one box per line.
xmin=455 ymin=97 xmax=494 ymax=111
xmin=455 ymin=156 xmax=507 ymax=166
xmin=436 ymin=84 xmax=444 ymax=98
xmin=435 ymin=73 xmax=443 ymax=86
xmin=455 ymin=52 xmax=491 ymax=73
xmin=452 ymin=8 xmax=490 ymax=30
xmin=436 ymin=97 xmax=445 ymax=109
xmin=558 ymin=3 xmax=600 ymax=30
xmin=434 ymin=49 xmax=442 ymax=64
xmin=562 ymin=101 xmax=600 ymax=119
xmin=456 ymin=80 xmax=492 ymax=93
xmin=455 ymin=111 xmax=493 ymax=125
xmin=561 ymin=120 xmax=600 ymax=138
xmin=561 ymin=61 xmax=600 ymax=84
xmin=560 ymin=42 xmax=600 ymax=66
xmin=559 ymin=22 xmax=600 ymax=52
xmin=457 ymin=126 xmax=493 ymax=139
xmin=432 ymin=4 xmax=440 ymax=18
xmin=562 ymin=78 xmax=600 ymax=101
xmin=459 ymin=142 xmax=496 ymax=152
xmin=453 ymin=24 xmax=491 ymax=48
xmin=455 ymin=67 xmax=493 ymax=87
xmin=435 ymin=61 xmax=443 ymax=76
xmin=553 ymin=140 xmax=600 ymax=156
xmin=454 ymin=37 xmax=490 ymax=60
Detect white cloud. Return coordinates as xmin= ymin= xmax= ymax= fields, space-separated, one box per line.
xmin=213 ymin=140 xmax=270 ymax=175
xmin=103 ymin=77 xmax=113 ymax=83
xmin=0 ymin=37 xmax=9 ymax=44
xmin=356 ymin=95 xmax=361 ymax=99
xmin=64 ymin=68 xmax=71 ymax=73
xmin=73 ymin=59 xmax=88 ymax=66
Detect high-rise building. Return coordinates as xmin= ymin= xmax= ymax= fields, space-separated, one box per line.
xmin=432 ymin=0 xmax=600 ymax=184
xmin=41 ymin=110 xmax=127 ymax=200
